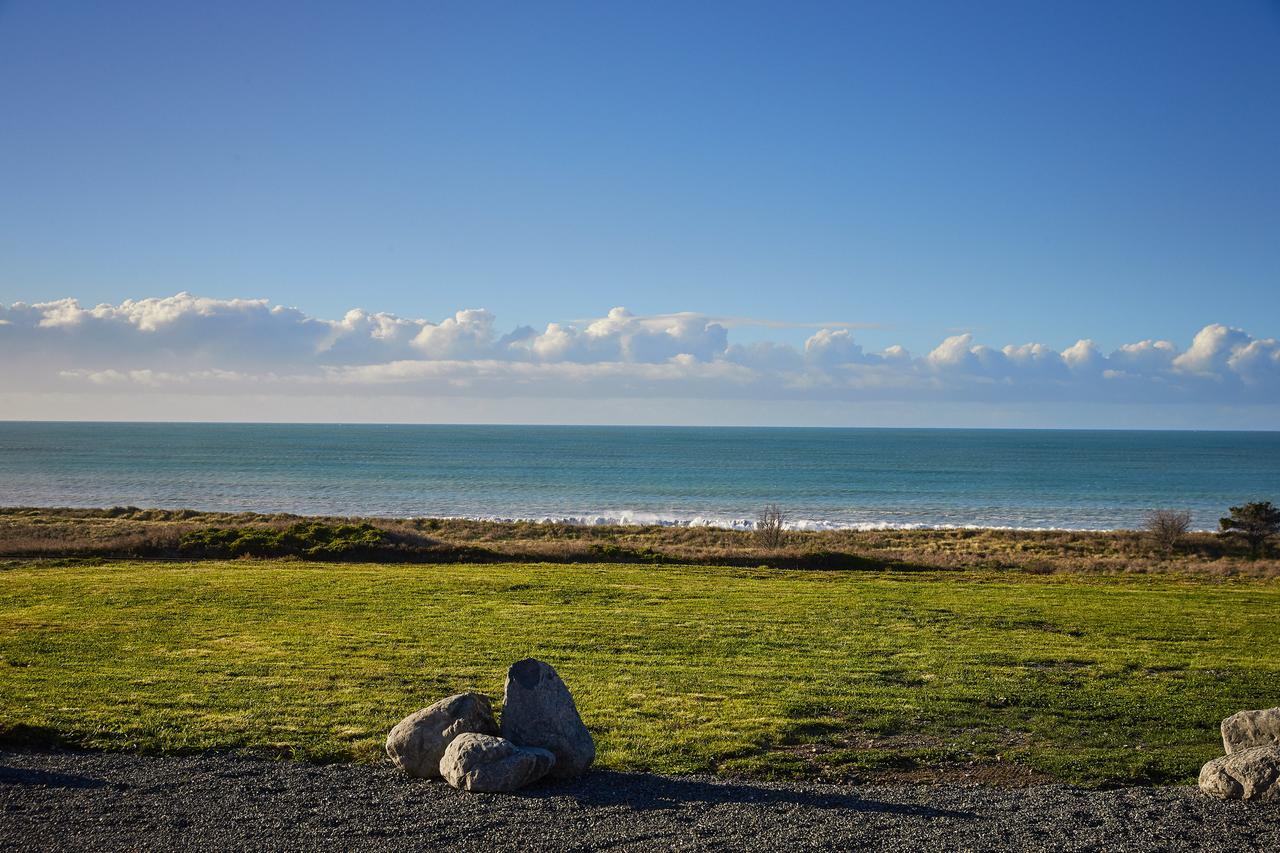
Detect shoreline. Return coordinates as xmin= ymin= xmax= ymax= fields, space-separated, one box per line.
xmin=390 ymin=512 xmax=1153 ymax=534
xmin=2 ymin=505 xmax=1274 ymax=576
xmin=1 ymin=503 xmax=1182 ymax=533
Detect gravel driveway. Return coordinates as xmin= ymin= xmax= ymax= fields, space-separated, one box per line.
xmin=2 ymin=749 xmax=1277 ymax=851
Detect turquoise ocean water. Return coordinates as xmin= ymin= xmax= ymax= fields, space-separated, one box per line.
xmin=0 ymin=422 xmax=1276 ymax=531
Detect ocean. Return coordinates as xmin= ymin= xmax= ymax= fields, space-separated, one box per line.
xmin=0 ymin=422 xmax=1276 ymax=531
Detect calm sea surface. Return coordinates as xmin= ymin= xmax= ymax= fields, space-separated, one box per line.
xmin=0 ymin=422 xmax=1276 ymax=530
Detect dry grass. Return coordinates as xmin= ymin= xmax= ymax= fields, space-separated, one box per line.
xmin=1 ymin=506 xmax=1277 ymax=577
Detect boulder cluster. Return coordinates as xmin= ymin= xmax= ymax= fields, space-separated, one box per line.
xmin=385 ymin=658 xmax=594 ymax=793
xmin=1199 ymin=707 xmax=1280 ymax=802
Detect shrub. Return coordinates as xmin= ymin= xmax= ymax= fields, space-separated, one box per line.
xmin=1219 ymin=501 xmax=1280 ymax=558
xmin=588 ymin=543 xmax=663 ymax=563
xmin=756 ymin=504 xmax=787 ymax=549
xmin=179 ymin=522 xmax=390 ymax=559
xmin=1144 ymin=509 xmax=1192 ymax=552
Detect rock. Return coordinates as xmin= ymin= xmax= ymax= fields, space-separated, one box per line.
xmin=1221 ymin=707 xmax=1280 ymax=754
xmin=438 ymin=732 xmax=556 ymax=793
xmin=385 ymin=692 xmax=499 ymax=778
xmin=500 ymin=658 xmax=595 ymax=779
xmin=1199 ymin=746 xmax=1280 ymax=801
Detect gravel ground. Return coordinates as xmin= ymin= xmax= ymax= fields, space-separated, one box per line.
xmin=2 ymin=749 xmax=1277 ymax=852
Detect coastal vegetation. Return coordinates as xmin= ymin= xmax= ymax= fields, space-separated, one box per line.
xmin=1219 ymin=501 xmax=1280 ymax=558
xmin=755 ymin=504 xmax=787 ymax=549
xmin=178 ymin=521 xmax=392 ymax=559
xmin=2 ymin=506 xmax=1279 ymax=577
xmin=1143 ymin=509 xmax=1192 ymax=552
xmin=1 ymin=557 xmax=1277 ymax=787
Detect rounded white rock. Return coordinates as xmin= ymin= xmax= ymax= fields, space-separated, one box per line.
xmin=385 ymin=692 xmax=499 ymax=779
xmin=439 ymin=732 xmax=557 ymax=793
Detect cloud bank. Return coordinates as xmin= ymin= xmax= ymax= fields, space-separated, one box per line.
xmin=1 ymin=294 xmax=1278 ymax=414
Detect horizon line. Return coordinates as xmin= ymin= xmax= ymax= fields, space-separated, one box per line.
xmin=1 ymin=418 xmax=1276 ymax=434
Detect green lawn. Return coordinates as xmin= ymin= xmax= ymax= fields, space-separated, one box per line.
xmin=1 ymin=559 xmax=1276 ymax=786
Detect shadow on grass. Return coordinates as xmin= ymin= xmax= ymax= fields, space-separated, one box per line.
xmin=515 ymin=770 xmax=976 ymax=819
xmin=0 ymin=724 xmax=78 ymax=752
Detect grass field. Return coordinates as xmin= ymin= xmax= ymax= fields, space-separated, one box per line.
xmin=2 ymin=558 xmax=1277 ymax=786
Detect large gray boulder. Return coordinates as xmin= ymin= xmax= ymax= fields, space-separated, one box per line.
xmin=439 ymin=732 xmax=556 ymax=793
xmin=1199 ymin=746 xmax=1280 ymax=801
xmin=386 ymin=692 xmax=499 ymax=778
xmin=500 ymin=658 xmax=595 ymax=778
xmin=1221 ymin=707 xmax=1280 ymax=754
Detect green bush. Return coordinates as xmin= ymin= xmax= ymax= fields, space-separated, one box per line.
xmin=588 ymin=542 xmax=663 ymax=563
xmin=179 ymin=522 xmax=390 ymax=559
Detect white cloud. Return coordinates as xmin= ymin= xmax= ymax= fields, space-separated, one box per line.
xmin=2 ymin=294 xmax=1278 ymax=410
xmin=510 ymin=307 xmax=730 ymax=364
xmin=881 ymin=344 xmax=910 ymax=361
xmin=1109 ymin=338 xmax=1178 ymax=373
xmin=1062 ymin=339 xmax=1104 ymax=374
xmin=1228 ymin=337 xmax=1280 ymax=387
xmin=410 ymin=308 xmax=498 ymax=359
xmin=927 ymin=334 xmax=990 ymax=372
xmin=804 ymin=328 xmax=867 ymax=365
xmin=1171 ymin=323 xmax=1254 ymax=378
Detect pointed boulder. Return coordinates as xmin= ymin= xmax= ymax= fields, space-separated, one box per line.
xmin=500 ymin=658 xmax=595 ymax=778
xmin=386 ymin=692 xmax=499 ymax=778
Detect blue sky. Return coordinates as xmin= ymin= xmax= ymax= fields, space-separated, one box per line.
xmin=1 ymin=1 xmax=1278 ymax=426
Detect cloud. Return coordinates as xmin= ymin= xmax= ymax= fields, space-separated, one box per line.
xmin=1062 ymin=339 xmax=1104 ymax=374
xmin=410 ymin=308 xmax=498 ymax=359
xmin=926 ymin=334 xmax=1022 ymax=377
xmin=1172 ymin=323 xmax=1254 ymax=377
xmin=569 ymin=311 xmax=877 ymax=331
xmin=804 ymin=328 xmax=867 ymax=365
xmin=0 ymin=293 xmax=332 ymax=372
xmin=509 ymin=307 xmax=730 ymax=363
xmin=926 ymin=333 xmax=977 ymax=371
xmin=724 ymin=340 xmax=805 ymax=371
xmin=2 ymin=294 xmax=1278 ymax=408
xmin=1229 ymin=338 xmax=1280 ymax=388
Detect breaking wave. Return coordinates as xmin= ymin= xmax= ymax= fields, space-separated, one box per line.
xmin=434 ymin=511 xmax=1129 ymax=532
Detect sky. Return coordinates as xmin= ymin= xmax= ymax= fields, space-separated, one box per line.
xmin=1 ymin=1 xmax=1278 ymax=427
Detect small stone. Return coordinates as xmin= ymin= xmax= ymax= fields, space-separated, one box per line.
xmin=439 ymin=733 xmax=556 ymax=793
xmin=500 ymin=658 xmax=595 ymax=779
xmin=1221 ymin=707 xmax=1280 ymax=754
xmin=385 ymin=692 xmax=498 ymax=779
xmin=1199 ymin=746 xmax=1280 ymax=801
